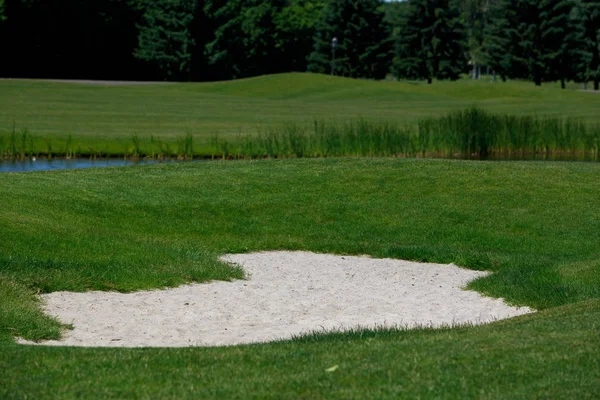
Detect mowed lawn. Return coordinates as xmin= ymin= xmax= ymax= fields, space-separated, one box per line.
xmin=1 ymin=158 xmax=599 ymax=398
xmin=2 ymin=73 xmax=600 ymax=142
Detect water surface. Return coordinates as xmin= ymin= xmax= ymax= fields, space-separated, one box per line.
xmin=0 ymin=158 xmax=158 ymax=173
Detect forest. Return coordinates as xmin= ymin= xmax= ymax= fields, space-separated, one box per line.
xmin=0 ymin=0 xmax=599 ymax=89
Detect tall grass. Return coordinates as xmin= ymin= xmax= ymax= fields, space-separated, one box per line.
xmin=0 ymin=123 xmax=36 ymax=160
xmin=212 ymin=108 xmax=600 ymax=161
xmin=176 ymin=134 xmax=194 ymax=159
xmin=2 ymin=108 xmax=599 ymax=161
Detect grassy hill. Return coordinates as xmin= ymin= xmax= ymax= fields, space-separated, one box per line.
xmin=2 ymin=73 xmax=599 ymax=141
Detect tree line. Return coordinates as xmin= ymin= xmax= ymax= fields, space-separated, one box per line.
xmin=0 ymin=0 xmax=598 ymax=89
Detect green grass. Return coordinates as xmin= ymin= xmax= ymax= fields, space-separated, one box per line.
xmin=213 ymin=109 xmax=599 ymax=160
xmin=1 ymin=74 xmax=599 ymax=397
xmin=1 ymin=300 xmax=598 ymax=399
xmin=1 ymin=158 xmax=599 ymax=397
xmin=2 ymin=73 xmax=600 ymax=157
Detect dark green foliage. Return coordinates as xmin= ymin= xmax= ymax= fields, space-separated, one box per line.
xmin=204 ymin=0 xmax=289 ymax=79
xmin=0 ymin=0 xmax=595 ymax=84
xmin=274 ymin=0 xmax=326 ymax=72
xmin=484 ymin=0 xmax=516 ymax=81
xmin=134 ymin=0 xmax=199 ymax=81
xmin=516 ymin=0 xmax=546 ymax=85
xmin=487 ymin=0 xmax=578 ymax=86
xmin=539 ymin=0 xmax=577 ymax=87
xmin=307 ymin=0 xmax=391 ymax=79
xmin=0 ymin=0 xmax=145 ymax=80
xmin=542 ymin=0 xmax=582 ymax=88
xmin=578 ymin=0 xmax=600 ymax=90
xmin=393 ymin=0 xmax=466 ymax=83
xmin=457 ymin=0 xmax=502 ymax=78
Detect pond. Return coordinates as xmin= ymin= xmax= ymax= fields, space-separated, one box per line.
xmin=0 ymin=158 xmax=160 ymax=173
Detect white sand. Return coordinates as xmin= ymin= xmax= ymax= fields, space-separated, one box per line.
xmin=17 ymin=251 xmax=533 ymax=348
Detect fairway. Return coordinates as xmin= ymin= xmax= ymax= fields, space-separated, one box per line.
xmin=2 ymin=73 xmax=600 ymax=140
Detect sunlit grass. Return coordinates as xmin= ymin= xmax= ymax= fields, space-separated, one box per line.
xmin=0 ymin=158 xmax=599 ymax=398
xmin=2 ymin=73 xmax=599 ymax=142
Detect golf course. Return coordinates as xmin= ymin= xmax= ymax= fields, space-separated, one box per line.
xmin=1 ymin=74 xmax=599 ymax=399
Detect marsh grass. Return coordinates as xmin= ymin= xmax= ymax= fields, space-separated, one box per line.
xmin=176 ymin=134 xmax=194 ymax=159
xmin=131 ymin=134 xmax=142 ymax=158
xmin=211 ymin=108 xmax=599 ymax=161
xmin=65 ymin=134 xmax=74 ymax=159
xmin=2 ymin=108 xmax=599 ymax=161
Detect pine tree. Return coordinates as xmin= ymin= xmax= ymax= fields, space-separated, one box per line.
xmin=274 ymin=0 xmax=326 ymax=73
xmin=204 ymin=0 xmax=288 ymax=79
xmin=486 ymin=0 xmax=576 ymax=86
xmin=459 ymin=0 xmax=500 ymax=79
xmin=516 ymin=0 xmax=547 ymax=85
xmin=579 ymin=0 xmax=600 ymax=90
xmin=540 ymin=0 xmax=578 ymax=89
xmin=393 ymin=0 xmax=466 ymax=84
xmin=307 ymin=0 xmax=391 ymax=79
xmin=134 ymin=0 xmax=198 ymax=81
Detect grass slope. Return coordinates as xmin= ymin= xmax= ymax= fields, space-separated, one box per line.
xmin=2 ymin=73 xmax=600 ymax=142
xmin=1 ymin=159 xmax=599 ymax=398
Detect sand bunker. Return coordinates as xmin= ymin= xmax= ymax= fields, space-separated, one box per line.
xmin=17 ymin=251 xmax=533 ymax=348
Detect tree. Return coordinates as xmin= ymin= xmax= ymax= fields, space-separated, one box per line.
xmin=540 ymin=0 xmax=578 ymax=89
xmin=307 ymin=0 xmax=391 ymax=79
xmin=486 ymin=0 xmax=576 ymax=86
xmin=134 ymin=0 xmax=198 ymax=81
xmin=578 ymin=0 xmax=600 ymax=90
xmin=393 ymin=0 xmax=466 ymax=84
xmin=516 ymin=0 xmax=547 ymax=85
xmin=0 ymin=0 xmax=145 ymax=80
xmin=204 ymin=0 xmax=288 ymax=80
xmin=274 ymin=0 xmax=326 ymax=72
xmin=484 ymin=0 xmax=518 ymax=81
xmin=457 ymin=0 xmax=503 ymax=79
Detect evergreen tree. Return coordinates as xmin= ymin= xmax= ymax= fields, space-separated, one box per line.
xmin=393 ymin=0 xmax=466 ymax=84
xmin=486 ymin=0 xmax=575 ymax=86
xmin=516 ymin=0 xmax=547 ymax=85
xmin=307 ymin=0 xmax=391 ymax=79
xmin=134 ymin=0 xmax=198 ymax=81
xmin=579 ymin=0 xmax=600 ymax=90
xmin=458 ymin=0 xmax=502 ymax=79
xmin=0 ymin=0 xmax=144 ymax=80
xmin=203 ymin=0 xmax=239 ymax=80
xmin=274 ymin=0 xmax=326 ymax=72
xmin=484 ymin=0 xmax=518 ymax=81
xmin=204 ymin=0 xmax=287 ymax=80
xmin=540 ymin=0 xmax=578 ymax=88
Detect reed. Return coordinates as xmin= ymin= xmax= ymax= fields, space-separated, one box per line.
xmin=2 ymin=108 xmax=598 ymax=162
xmin=176 ymin=134 xmax=194 ymax=159
xmin=207 ymin=108 xmax=599 ymax=161
xmin=9 ymin=122 xmax=17 ymax=158
xmin=131 ymin=134 xmax=142 ymax=158
xmin=65 ymin=134 xmax=73 ymax=159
